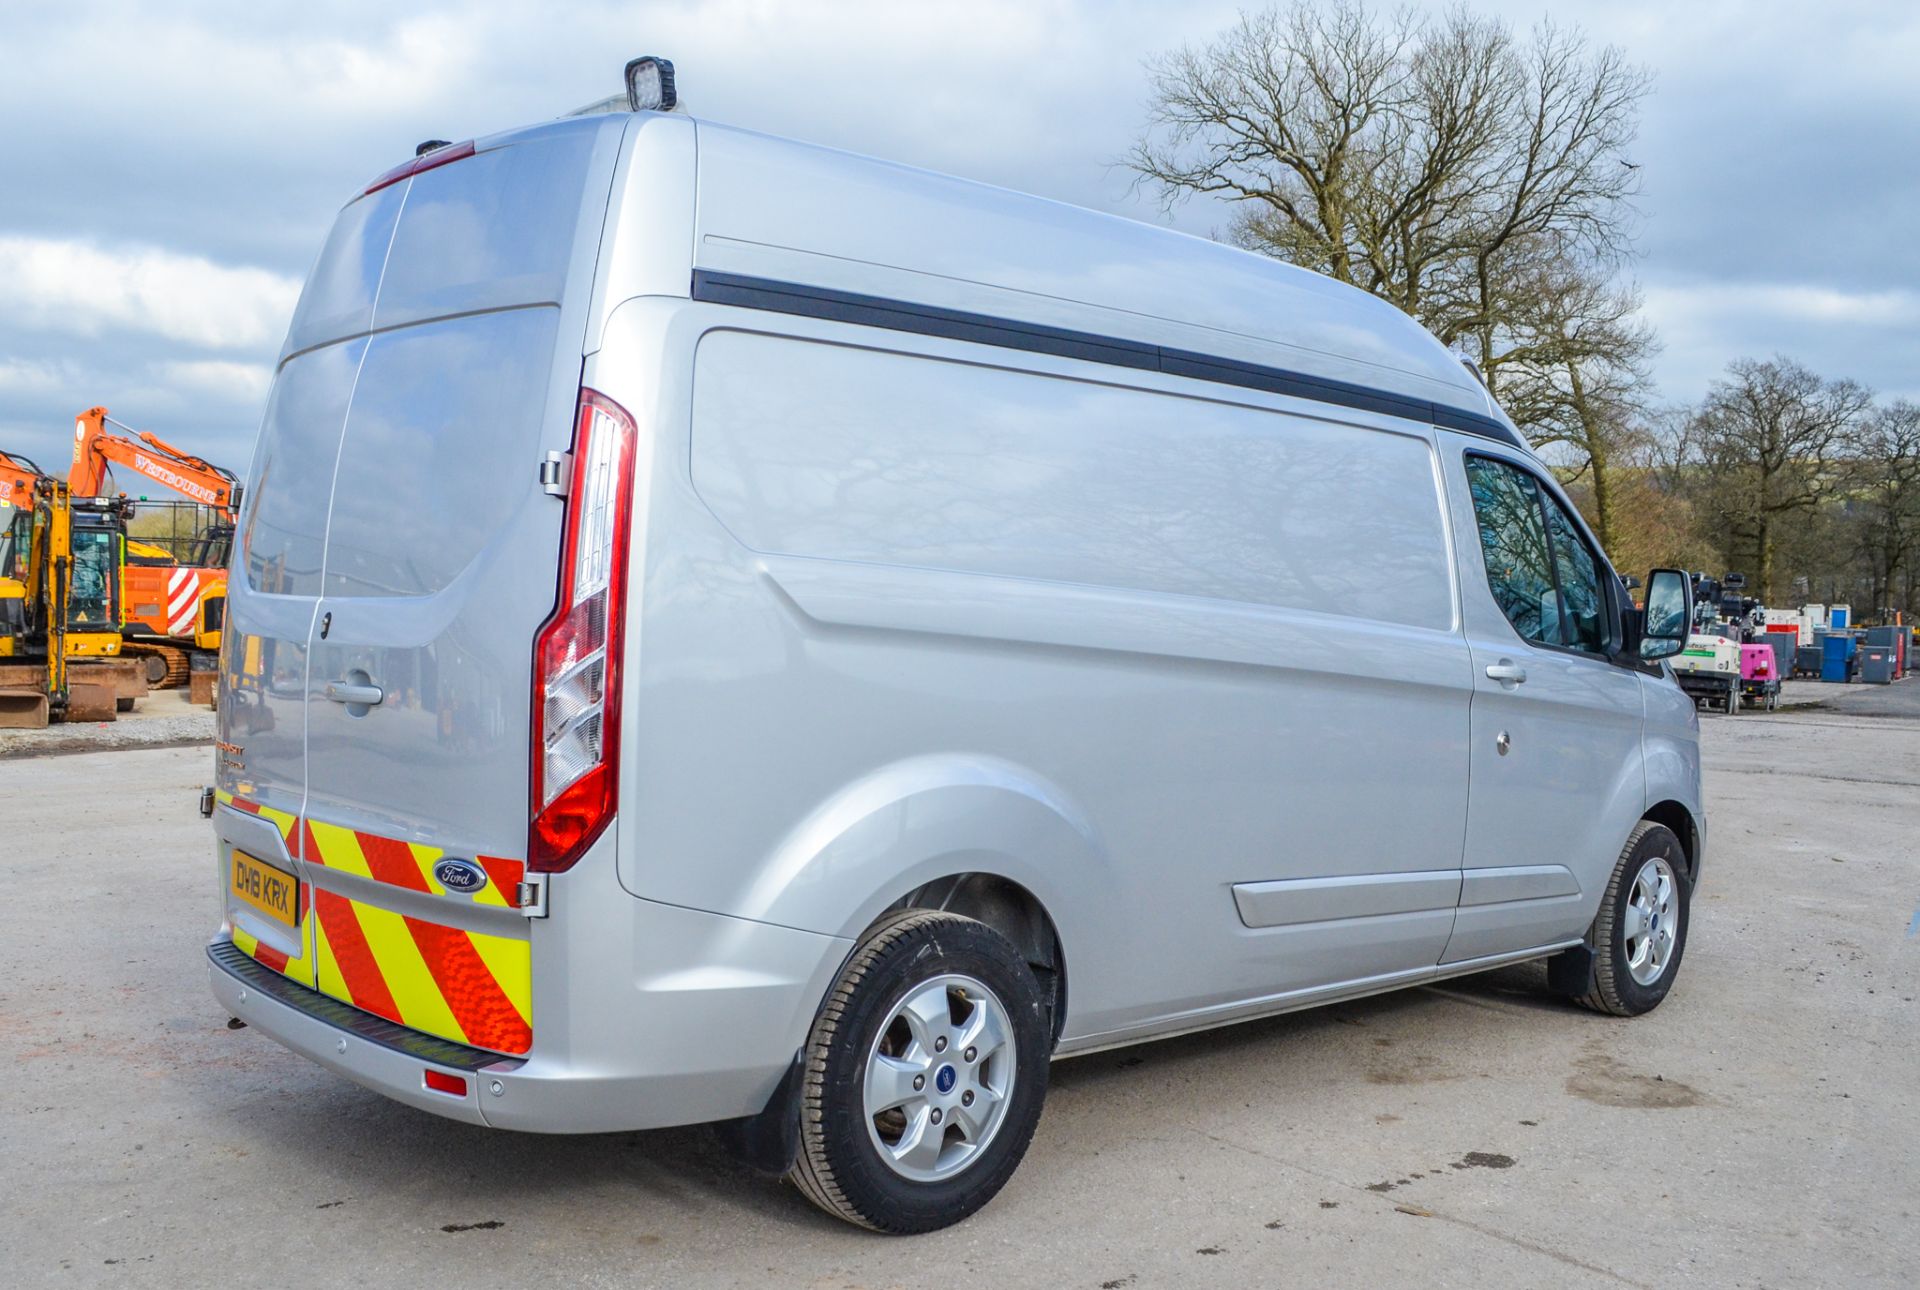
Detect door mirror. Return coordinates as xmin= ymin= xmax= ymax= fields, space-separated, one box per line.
xmin=1639 ymin=568 xmax=1691 ymax=661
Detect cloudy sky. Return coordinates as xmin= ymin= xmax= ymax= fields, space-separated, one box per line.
xmin=3 ymin=0 xmax=1916 ymax=479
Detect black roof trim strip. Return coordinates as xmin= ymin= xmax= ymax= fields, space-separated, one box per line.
xmin=690 ymin=269 xmax=1522 ymax=449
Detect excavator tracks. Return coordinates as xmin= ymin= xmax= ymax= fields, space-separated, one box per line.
xmin=121 ymin=641 xmax=193 ymax=689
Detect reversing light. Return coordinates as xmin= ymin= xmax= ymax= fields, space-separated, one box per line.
xmin=625 ymin=56 xmax=677 ymax=112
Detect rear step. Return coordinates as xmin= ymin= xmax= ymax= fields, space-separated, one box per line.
xmin=209 ymin=941 xmax=518 ymax=1073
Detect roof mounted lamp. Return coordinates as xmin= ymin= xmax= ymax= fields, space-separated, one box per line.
xmin=625 ymin=57 xmax=677 ymax=112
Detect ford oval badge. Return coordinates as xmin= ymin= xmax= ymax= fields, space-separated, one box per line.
xmin=433 ymin=858 xmax=488 ymax=894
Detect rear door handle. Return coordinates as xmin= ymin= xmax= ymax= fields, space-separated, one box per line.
xmin=323 ymin=681 xmax=385 ymax=706
xmin=1485 ymin=661 xmax=1528 ymax=685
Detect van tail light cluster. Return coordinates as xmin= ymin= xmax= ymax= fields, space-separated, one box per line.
xmin=530 ymin=389 xmax=638 ymax=873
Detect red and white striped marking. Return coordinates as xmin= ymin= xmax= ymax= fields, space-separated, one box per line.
xmin=166 ymin=568 xmax=207 ymax=636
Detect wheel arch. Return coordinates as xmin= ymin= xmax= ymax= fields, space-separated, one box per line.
xmin=1642 ymin=798 xmax=1701 ymax=886
xmin=882 ymin=872 xmax=1068 ymax=1043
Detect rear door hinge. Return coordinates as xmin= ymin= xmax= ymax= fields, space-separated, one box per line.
xmin=539 ymin=450 xmax=571 ymax=498
xmin=515 ymin=874 xmax=549 ymax=918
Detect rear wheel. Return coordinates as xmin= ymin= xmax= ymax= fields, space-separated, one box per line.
xmin=789 ymin=909 xmax=1051 ymax=1233
xmin=1560 ymin=821 xmax=1690 ymax=1016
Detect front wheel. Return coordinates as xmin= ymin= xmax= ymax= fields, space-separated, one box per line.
xmin=1560 ymin=820 xmax=1690 ymax=1016
xmin=789 ymin=909 xmax=1052 ymax=1233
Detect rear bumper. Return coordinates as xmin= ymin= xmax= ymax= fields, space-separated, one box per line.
xmin=209 ymin=942 xmax=504 ymax=1127
xmin=209 ymin=890 xmax=852 ymax=1134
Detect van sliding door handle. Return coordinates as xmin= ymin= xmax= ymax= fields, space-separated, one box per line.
xmin=1484 ymin=661 xmax=1528 ymax=685
xmin=324 ymin=681 xmax=385 ymax=706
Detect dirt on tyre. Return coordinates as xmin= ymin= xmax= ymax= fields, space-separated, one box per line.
xmin=788 ymin=909 xmax=1052 ymax=1233
xmin=1561 ymin=820 xmax=1690 ymax=1016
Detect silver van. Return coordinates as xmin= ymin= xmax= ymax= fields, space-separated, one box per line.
xmin=209 ymin=63 xmax=1702 ymax=1233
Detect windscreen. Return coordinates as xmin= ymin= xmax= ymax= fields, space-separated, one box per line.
xmin=68 ymin=527 xmax=118 ymax=628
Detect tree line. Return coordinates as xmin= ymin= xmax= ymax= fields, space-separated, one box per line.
xmin=1128 ymin=1 xmax=1918 ymax=617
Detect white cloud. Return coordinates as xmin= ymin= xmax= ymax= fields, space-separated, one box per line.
xmin=1644 ymin=281 xmax=1920 ymax=330
xmin=157 ymin=358 xmax=273 ymax=404
xmin=0 ymin=236 xmax=299 ymax=350
xmin=0 ymin=357 xmax=82 ymax=397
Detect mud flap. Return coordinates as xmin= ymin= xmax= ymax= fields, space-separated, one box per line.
xmin=1546 ymin=943 xmax=1597 ymax=997
xmin=710 ymin=1053 xmax=805 ymax=1175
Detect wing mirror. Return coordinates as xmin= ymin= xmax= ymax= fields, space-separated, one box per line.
xmin=1638 ymin=568 xmax=1692 ymax=661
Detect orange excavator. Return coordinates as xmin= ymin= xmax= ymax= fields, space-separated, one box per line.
xmin=70 ymin=407 xmax=240 ymax=686
xmin=1 ymin=449 xmax=41 ymax=509
xmin=1 ymin=450 xmax=46 ymax=659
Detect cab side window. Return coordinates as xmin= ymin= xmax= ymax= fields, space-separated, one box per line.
xmin=1465 ymin=456 xmax=1564 ymax=646
xmin=1542 ymin=496 xmax=1607 ymax=652
xmin=1465 ymin=455 xmax=1611 ymax=655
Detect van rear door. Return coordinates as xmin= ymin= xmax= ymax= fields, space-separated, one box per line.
xmin=217 ymin=174 xmax=403 ymax=989
xmin=221 ymin=118 xmax=625 ymax=1054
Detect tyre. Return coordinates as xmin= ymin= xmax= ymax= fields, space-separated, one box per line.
xmin=1560 ymin=821 xmax=1690 ymax=1016
xmin=789 ymin=909 xmax=1051 ymax=1233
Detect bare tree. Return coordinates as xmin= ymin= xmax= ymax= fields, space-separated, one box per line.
xmin=1491 ymin=248 xmax=1658 ymax=551
xmin=1128 ymin=2 xmax=1650 ymax=375
xmin=1685 ymin=358 xmax=1873 ymax=603
xmin=1848 ymin=401 xmax=1920 ymax=615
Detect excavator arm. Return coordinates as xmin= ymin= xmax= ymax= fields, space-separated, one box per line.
xmin=0 ymin=449 xmax=44 ymax=510
xmin=70 ymin=407 xmax=240 ymax=517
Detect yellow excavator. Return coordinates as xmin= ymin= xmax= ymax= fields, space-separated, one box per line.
xmin=0 ymin=466 xmax=145 ymax=727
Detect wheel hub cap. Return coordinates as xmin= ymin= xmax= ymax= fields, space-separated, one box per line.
xmin=1624 ymin=855 xmax=1680 ymax=987
xmin=863 ymin=973 xmax=1017 ymax=1182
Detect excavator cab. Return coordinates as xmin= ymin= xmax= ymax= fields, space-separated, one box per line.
xmin=64 ymin=503 xmax=126 ymax=652
xmin=0 ymin=505 xmax=29 ymax=658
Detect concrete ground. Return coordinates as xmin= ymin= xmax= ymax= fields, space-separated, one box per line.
xmin=1 ymin=687 xmax=1915 ymax=1288
xmin=0 ymin=687 xmax=212 ymax=759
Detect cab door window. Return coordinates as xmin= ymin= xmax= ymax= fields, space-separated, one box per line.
xmin=1465 ymin=455 xmax=1611 ymax=655
xmin=1464 ymin=456 xmax=1564 ymax=646
xmin=1542 ymin=497 xmax=1607 ymax=652
xmin=68 ymin=527 xmax=119 ymax=629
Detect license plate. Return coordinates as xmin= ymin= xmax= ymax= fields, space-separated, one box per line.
xmin=230 ymin=850 xmax=300 ymax=929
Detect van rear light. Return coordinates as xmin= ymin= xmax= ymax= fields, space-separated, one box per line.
xmin=530 ymin=389 xmax=638 ymax=872
xmin=363 ymin=139 xmax=476 ymax=195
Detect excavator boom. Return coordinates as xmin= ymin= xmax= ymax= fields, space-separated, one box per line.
xmin=70 ymin=407 xmax=239 ymax=516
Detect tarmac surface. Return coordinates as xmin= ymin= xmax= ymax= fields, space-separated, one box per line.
xmin=1 ymin=682 xmax=1915 ymax=1287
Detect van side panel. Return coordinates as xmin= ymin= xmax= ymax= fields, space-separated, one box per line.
xmin=612 ymin=311 xmax=1471 ymax=1040
xmin=691 ymin=333 xmax=1457 ymax=630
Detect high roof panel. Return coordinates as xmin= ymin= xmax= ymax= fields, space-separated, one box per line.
xmin=689 ymin=119 xmax=1491 ymax=415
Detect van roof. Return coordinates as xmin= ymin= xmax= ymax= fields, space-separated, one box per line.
xmin=360 ymin=109 xmax=1516 ymax=443
xmin=682 ymin=116 xmax=1511 ymax=436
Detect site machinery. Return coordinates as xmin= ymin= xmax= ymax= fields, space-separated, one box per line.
xmin=0 ymin=473 xmax=141 ymax=726
xmin=70 ymin=407 xmax=239 ymax=686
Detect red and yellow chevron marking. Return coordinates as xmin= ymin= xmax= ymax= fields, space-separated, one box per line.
xmin=220 ymin=790 xmax=316 ymax=988
xmin=304 ymin=818 xmax=532 ymax=1055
